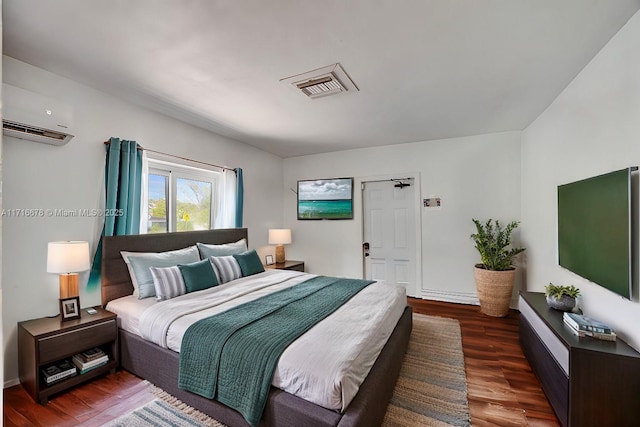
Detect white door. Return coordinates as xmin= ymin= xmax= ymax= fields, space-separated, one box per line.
xmin=362 ymin=179 xmax=418 ymax=297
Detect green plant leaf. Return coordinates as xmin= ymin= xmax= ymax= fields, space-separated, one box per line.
xmin=545 ymin=283 xmax=580 ymax=299
xmin=471 ymin=218 xmax=525 ymax=271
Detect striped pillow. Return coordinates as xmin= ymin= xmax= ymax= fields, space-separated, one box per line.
xmin=209 ymin=256 xmax=242 ymax=284
xmin=149 ymin=266 xmax=187 ymax=300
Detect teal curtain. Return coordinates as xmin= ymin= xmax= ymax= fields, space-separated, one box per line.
xmin=87 ymin=137 xmax=143 ymax=291
xmin=234 ymin=168 xmax=244 ymax=227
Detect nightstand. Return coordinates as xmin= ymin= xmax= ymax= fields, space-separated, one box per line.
xmin=18 ymin=307 xmax=118 ymax=404
xmin=265 ymin=260 xmax=305 ymax=272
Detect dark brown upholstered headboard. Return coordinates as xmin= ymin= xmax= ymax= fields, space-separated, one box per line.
xmin=101 ymin=228 xmax=248 ymax=306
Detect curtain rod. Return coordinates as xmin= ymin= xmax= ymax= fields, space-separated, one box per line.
xmin=103 ymin=140 xmax=236 ymax=172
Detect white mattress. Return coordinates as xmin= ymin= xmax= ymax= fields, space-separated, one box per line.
xmin=106 ymin=270 xmax=406 ymax=412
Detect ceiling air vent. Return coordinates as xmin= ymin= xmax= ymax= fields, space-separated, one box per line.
xmin=281 ymin=63 xmax=359 ymax=99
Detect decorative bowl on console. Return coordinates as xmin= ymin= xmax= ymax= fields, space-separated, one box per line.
xmin=545 ymin=283 xmax=580 ymax=312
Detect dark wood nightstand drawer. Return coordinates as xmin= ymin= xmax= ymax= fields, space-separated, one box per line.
xmin=38 ymin=319 xmax=116 ymax=364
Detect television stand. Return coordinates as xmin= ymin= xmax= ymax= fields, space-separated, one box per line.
xmin=519 ymin=291 xmax=640 ymax=427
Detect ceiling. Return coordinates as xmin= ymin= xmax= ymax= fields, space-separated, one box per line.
xmin=3 ymin=1 xmax=640 ymax=158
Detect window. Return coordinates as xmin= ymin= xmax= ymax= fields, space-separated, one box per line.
xmin=145 ymin=159 xmax=219 ymax=233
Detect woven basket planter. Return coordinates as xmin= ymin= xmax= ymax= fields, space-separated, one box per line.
xmin=474 ymin=264 xmax=516 ymax=317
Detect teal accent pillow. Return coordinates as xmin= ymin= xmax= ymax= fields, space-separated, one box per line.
xmin=178 ymin=259 xmax=219 ymax=293
xmin=233 ymin=250 xmax=265 ymax=277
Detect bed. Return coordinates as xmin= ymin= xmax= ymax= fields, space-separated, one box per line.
xmin=101 ymin=228 xmax=412 ymax=427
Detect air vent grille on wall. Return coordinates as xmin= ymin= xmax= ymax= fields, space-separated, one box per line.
xmin=281 ymin=63 xmax=359 ymax=99
xmin=3 ymin=120 xmax=70 ymax=144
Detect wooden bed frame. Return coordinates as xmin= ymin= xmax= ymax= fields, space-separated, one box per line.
xmin=101 ymin=228 xmax=412 ymax=427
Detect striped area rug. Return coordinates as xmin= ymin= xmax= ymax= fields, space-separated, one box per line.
xmin=103 ymin=399 xmax=223 ymax=427
xmin=382 ymin=314 xmax=471 ymax=426
xmin=112 ymin=313 xmax=469 ymax=427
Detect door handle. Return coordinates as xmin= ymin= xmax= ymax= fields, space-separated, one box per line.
xmin=363 ymin=242 xmax=370 ymax=257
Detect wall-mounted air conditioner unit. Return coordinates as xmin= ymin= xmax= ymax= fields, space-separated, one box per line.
xmin=2 ymin=83 xmax=75 ymax=146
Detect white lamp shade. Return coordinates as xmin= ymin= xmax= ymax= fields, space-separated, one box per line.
xmin=47 ymin=241 xmax=90 ymax=273
xmin=268 ymin=229 xmax=292 ymax=245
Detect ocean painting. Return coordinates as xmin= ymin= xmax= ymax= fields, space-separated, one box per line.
xmin=297 ymin=178 xmax=353 ymax=220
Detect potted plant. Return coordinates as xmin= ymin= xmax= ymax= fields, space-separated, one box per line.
xmin=545 ymin=283 xmax=580 ymax=312
xmin=471 ymin=219 xmax=526 ymax=317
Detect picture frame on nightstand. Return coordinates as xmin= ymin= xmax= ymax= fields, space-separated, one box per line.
xmin=59 ymin=296 xmax=80 ymax=321
xmin=265 ymin=255 xmax=274 ymax=265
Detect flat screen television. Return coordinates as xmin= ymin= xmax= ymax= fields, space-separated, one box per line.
xmin=297 ymin=178 xmax=354 ymax=220
xmin=557 ymin=168 xmax=635 ymax=299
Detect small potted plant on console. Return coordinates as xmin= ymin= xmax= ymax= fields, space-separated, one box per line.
xmin=545 ymin=283 xmax=580 ymax=312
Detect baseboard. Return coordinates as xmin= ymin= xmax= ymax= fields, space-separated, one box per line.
xmin=4 ymin=377 xmax=20 ymax=389
xmin=421 ymin=288 xmax=479 ymax=305
xmin=420 ymin=288 xmax=519 ymax=309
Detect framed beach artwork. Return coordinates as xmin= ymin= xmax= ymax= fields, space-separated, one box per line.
xmin=297 ymin=178 xmax=354 ymax=220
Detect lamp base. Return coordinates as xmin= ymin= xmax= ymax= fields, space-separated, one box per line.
xmin=59 ymin=273 xmax=79 ymax=299
xmin=275 ymin=245 xmax=286 ymax=264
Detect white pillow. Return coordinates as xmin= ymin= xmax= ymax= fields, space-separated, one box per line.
xmin=149 ymin=266 xmax=186 ymax=301
xmin=197 ymin=239 xmax=247 ymax=259
xmin=209 ymin=255 xmax=242 ymax=284
xmin=121 ymin=245 xmax=200 ymax=298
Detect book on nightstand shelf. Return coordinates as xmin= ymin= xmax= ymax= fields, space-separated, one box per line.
xmin=72 ymin=347 xmax=109 ymax=373
xmin=78 ymin=347 xmax=106 ymax=362
xmin=41 ymin=360 xmax=77 ymax=384
xmin=563 ymin=312 xmax=616 ymax=341
xmin=72 ymin=358 xmax=108 ymax=374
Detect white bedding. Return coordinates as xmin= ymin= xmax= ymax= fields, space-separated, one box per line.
xmin=106 ymin=270 xmax=406 ymax=412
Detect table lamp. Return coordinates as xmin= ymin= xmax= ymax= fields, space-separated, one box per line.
xmin=47 ymin=241 xmax=90 ymax=299
xmin=268 ymin=229 xmax=292 ymax=264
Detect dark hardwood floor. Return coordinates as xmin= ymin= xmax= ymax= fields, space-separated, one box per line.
xmin=409 ymin=298 xmax=559 ymax=426
xmin=4 ymin=298 xmax=559 ymax=426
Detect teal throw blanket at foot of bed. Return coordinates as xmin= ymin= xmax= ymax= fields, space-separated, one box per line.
xmin=179 ymin=275 xmax=374 ymax=427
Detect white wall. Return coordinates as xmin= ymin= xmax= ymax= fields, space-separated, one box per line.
xmin=2 ymin=56 xmax=284 ymax=385
xmin=283 ymin=131 xmax=522 ymax=302
xmin=522 ymin=11 xmax=640 ymax=350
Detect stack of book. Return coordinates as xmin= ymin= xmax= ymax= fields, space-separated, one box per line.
xmin=41 ymin=359 xmax=77 ymax=385
xmin=72 ymin=347 xmax=109 ymax=374
xmin=563 ymin=312 xmax=617 ymax=341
